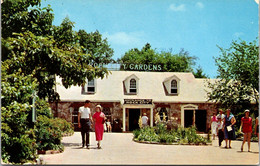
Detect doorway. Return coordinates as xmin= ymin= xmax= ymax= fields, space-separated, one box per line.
xmin=129 ymin=109 xmax=140 ymax=131
xmin=195 ymin=110 xmax=207 ymax=132
xmin=184 ymin=109 xmax=193 ymax=128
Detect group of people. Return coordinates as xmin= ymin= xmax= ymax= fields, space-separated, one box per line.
xmin=210 ymin=108 xmax=259 ymax=152
xmin=78 ymin=100 xmax=106 ymax=149
xmin=78 ymin=100 xmax=259 ymax=151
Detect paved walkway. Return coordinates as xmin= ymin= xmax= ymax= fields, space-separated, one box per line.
xmin=39 ymin=132 xmax=259 ymax=165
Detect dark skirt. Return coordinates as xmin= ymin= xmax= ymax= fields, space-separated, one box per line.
xmin=224 ymin=126 xmax=236 ymax=140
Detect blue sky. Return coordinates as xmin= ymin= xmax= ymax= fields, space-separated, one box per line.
xmin=41 ymin=0 xmax=259 ymax=78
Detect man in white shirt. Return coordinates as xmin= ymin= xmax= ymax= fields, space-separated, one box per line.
xmin=141 ymin=113 xmax=149 ymax=127
xmin=78 ymin=100 xmax=93 ymax=149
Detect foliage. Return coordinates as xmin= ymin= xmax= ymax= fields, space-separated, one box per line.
xmin=118 ymin=43 xmax=207 ymax=78
xmin=52 ymin=118 xmax=74 ymax=136
xmin=133 ymin=124 xmax=209 ymax=145
xmin=1 ymin=63 xmax=39 ymax=164
xmin=207 ymin=39 xmax=259 ymax=115
xmin=1 ymin=62 xmax=73 ymax=163
xmin=1 ymin=0 xmax=53 ymax=38
xmin=193 ymin=66 xmax=208 ymax=78
xmin=2 ymin=30 xmax=110 ymax=100
xmin=78 ymin=29 xmax=114 ymax=64
xmin=2 ymin=1 xmax=114 ymax=101
xmin=1 ymin=103 xmax=38 ymax=164
xmin=215 ymin=39 xmax=259 ymax=91
xmin=35 ymin=116 xmax=63 ymax=151
xmin=1 ymin=0 xmax=92 ymax=163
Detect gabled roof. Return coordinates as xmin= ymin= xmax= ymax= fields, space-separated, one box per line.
xmin=55 ymin=71 xmax=217 ymax=104
xmin=163 ymin=74 xmax=181 ymax=82
xmin=123 ymin=74 xmax=139 ymax=82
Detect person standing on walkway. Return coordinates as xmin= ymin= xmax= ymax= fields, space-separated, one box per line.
xmin=210 ymin=112 xmax=218 ymax=140
xmin=217 ymin=109 xmax=225 ymax=122
xmin=240 ymin=109 xmax=253 ymax=152
xmin=141 ymin=113 xmax=149 ymax=127
xmin=254 ymin=116 xmax=259 ymax=143
xmin=222 ymin=109 xmax=236 ymax=149
xmin=78 ymin=100 xmax=92 ymax=149
xmin=92 ymin=105 xmax=106 ymax=149
xmin=217 ymin=115 xmax=224 ymax=147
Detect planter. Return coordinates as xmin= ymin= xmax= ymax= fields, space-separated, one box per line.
xmin=133 ymin=138 xmax=212 ymax=146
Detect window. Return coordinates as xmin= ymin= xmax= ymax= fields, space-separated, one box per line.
xmin=103 ymin=107 xmax=111 ymax=119
xmin=171 ymin=80 xmax=178 ymax=94
xmin=123 ymin=74 xmax=139 ymax=95
xmin=129 ymin=79 xmax=137 ymax=93
xmin=87 ymin=79 xmax=95 ymax=92
xmin=82 ymin=79 xmax=95 ymax=94
xmin=159 ymin=108 xmax=168 ymax=121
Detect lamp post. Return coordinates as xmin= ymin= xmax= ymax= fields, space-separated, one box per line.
xmin=32 ymin=90 xmax=37 ymax=123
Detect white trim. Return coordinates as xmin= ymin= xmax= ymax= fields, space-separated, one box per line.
xmin=181 ymin=104 xmax=198 ymax=127
xmin=122 ymin=104 xmax=154 ymax=131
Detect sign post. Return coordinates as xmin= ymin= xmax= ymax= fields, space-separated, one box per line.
xmin=32 ymin=90 xmax=37 ymax=122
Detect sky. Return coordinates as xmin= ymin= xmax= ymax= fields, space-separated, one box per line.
xmin=41 ymin=0 xmax=259 ymax=78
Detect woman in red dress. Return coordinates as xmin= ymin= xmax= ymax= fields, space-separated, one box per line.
xmin=92 ymin=105 xmax=106 ymax=149
xmin=240 ymin=109 xmax=252 ymax=152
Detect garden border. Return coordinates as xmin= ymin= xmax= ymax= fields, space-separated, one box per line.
xmin=133 ymin=138 xmax=212 ymax=146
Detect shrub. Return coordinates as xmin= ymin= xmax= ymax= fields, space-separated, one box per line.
xmin=35 ymin=116 xmax=64 ymax=151
xmin=155 ymin=122 xmax=167 ymax=135
xmin=1 ymin=103 xmax=38 ymax=164
xmin=133 ymin=124 xmax=209 ymax=145
xmin=52 ymin=118 xmax=74 ymax=136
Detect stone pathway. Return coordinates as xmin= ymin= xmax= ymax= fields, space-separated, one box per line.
xmin=38 ymin=132 xmax=259 ymax=165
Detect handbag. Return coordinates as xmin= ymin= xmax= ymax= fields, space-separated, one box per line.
xmin=227 ymin=125 xmax=232 ymax=132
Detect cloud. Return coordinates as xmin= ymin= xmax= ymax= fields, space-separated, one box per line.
xmin=169 ymin=4 xmax=186 ymax=12
xmin=233 ymin=32 xmax=244 ymax=38
xmin=104 ymin=31 xmax=145 ymax=46
xmin=196 ymin=2 xmax=204 ymax=9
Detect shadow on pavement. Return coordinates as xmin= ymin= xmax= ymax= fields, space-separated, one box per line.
xmin=62 ymin=143 xmax=81 ymax=147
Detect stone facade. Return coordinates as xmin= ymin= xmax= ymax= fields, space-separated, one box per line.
xmin=49 ymin=101 xmax=216 ymax=133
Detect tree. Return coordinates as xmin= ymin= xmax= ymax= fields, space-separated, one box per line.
xmin=1 ymin=0 xmax=113 ymax=163
xmin=2 ymin=2 xmax=114 ymax=100
xmin=78 ymin=29 xmax=114 ymax=64
xmin=1 ymin=0 xmax=53 ymax=39
xmin=207 ymin=39 xmax=259 ymax=115
xmin=118 ymin=43 xmax=204 ymax=76
xmin=193 ymin=66 xmax=208 ymax=78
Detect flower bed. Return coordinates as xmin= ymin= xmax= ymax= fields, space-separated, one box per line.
xmin=133 ymin=123 xmax=211 ymax=145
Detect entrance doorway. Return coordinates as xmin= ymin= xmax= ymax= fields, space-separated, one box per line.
xmin=195 ymin=110 xmax=207 ymax=132
xmin=129 ymin=109 xmax=140 ymax=131
xmin=184 ymin=109 xmax=193 ymax=128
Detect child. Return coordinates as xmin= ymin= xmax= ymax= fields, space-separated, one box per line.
xmin=217 ymin=115 xmax=224 ymax=147
xmin=106 ymin=119 xmax=112 ymax=132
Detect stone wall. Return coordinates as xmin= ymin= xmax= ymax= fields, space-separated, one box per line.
xmin=49 ymin=101 xmax=216 ymax=132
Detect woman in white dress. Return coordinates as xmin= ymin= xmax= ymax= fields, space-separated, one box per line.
xmin=210 ymin=112 xmax=218 ymax=140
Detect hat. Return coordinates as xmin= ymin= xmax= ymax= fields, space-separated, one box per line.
xmin=244 ymin=109 xmax=250 ymax=113
xmin=95 ymin=105 xmax=102 ymax=110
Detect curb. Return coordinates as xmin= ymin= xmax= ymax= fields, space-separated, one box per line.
xmin=37 ymin=150 xmax=63 ymax=154
xmin=133 ymin=138 xmax=212 ymax=146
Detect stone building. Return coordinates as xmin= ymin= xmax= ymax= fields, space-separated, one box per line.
xmin=49 ymin=70 xmax=217 ymax=132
